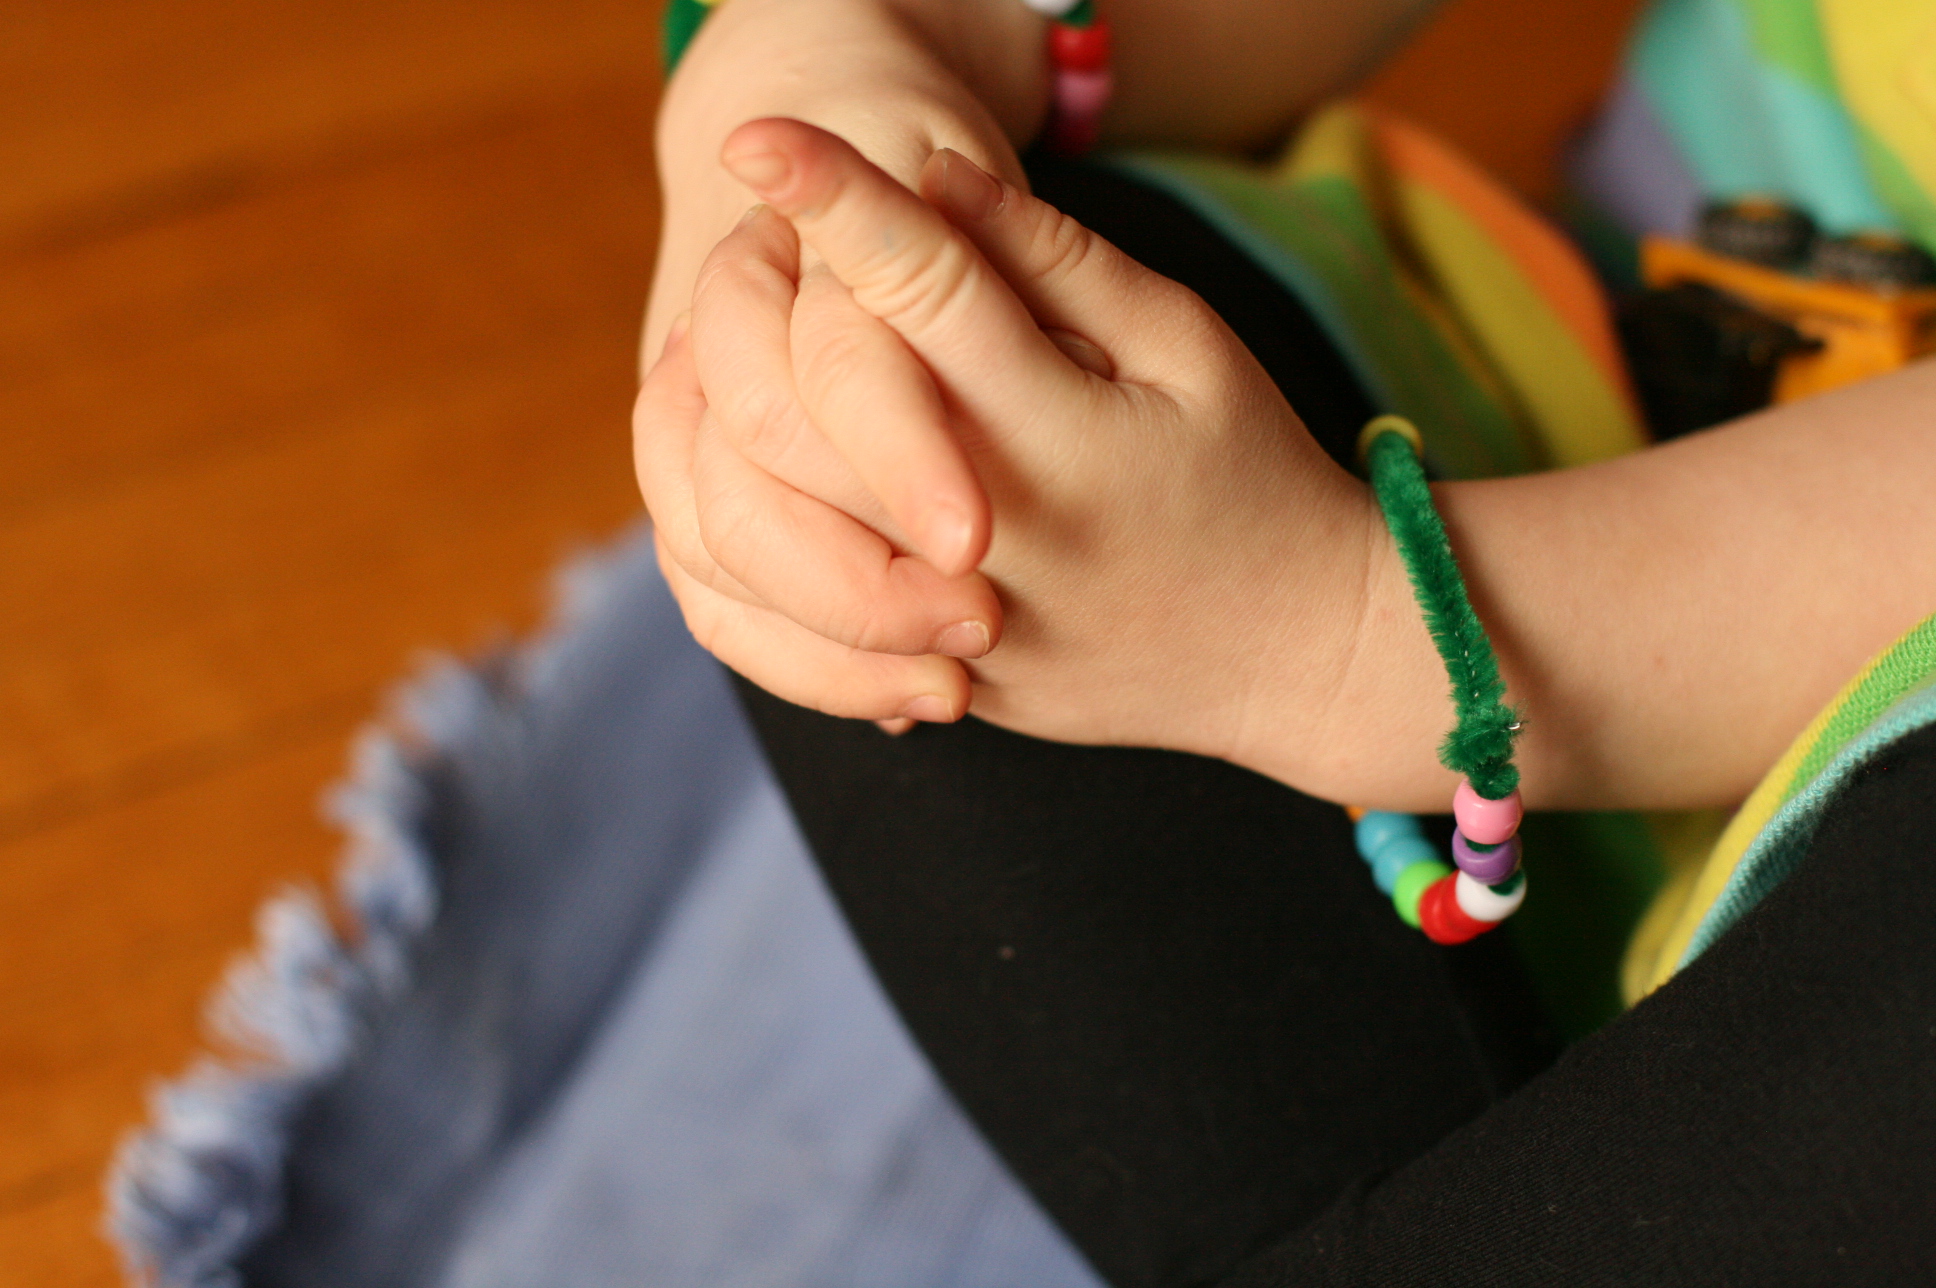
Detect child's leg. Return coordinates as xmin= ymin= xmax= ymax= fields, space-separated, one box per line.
xmin=737 ymin=678 xmax=1554 ymax=1288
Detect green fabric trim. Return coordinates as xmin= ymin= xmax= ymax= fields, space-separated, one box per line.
xmin=1367 ymin=428 xmax=1520 ymax=798
xmin=1784 ymin=613 xmax=1936 ymax=798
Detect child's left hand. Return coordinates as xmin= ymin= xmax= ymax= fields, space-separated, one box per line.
xmin=638 ymin=120 xmax=1450 ymax=801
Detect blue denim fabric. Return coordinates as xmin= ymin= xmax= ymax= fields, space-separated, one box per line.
xmin=110 ymin=526 xmax=1099 ymax=1288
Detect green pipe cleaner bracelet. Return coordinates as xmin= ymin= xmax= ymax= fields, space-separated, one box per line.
xmin=1359 ymin=415 xmax=1521 ymax=798
xmin=1348 ymin=416 xmax=1529 ymax=945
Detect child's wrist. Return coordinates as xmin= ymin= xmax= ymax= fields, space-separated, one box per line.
xmin=659 ymin=0 xmax=1043 ymax=165
xmin=1223 ymin=475 xmax=1466 ymax=813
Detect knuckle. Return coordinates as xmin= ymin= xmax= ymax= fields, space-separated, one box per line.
xmin=694 ymin=243 xmax=782 ymax=303
xmin=1161 ymin=279 xmax=1221 ymax=336
xmin=692 ymin=478 xmax=763 ymax=573
xmin=718 ymin=383 xmax=808 ymax=465
xmin=796 ymin=325 xmax=876 ymax=405
xmin=852 ymin=235 xmax=978 ymax=332
xmin=1027 ymin=208 xmax=1102 ymax=291
xmin=835 ymin=600 xmax=905 ymax=655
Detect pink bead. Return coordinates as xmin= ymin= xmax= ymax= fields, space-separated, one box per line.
xmin=1054 ymin=68 xmax=1113 ymax=120
xmin=1452 ymin=779 xmax=1522 ymax=845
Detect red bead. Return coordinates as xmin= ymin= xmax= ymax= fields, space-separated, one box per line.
xmin=1417 ymin=874 xmax=1496 ymax=945
xmin=1049 ymin=18 xmax=1111 ymax=72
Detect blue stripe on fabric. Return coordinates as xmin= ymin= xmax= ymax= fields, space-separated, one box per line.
xmin=1679 ymin=677 xmax=1936 ymax=972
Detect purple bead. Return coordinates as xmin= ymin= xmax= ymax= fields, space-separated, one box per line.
xmin=1451 ymin=829 xmax=1520 ymax=883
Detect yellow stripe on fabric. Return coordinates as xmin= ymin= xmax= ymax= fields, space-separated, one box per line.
xmin=1390 ymin=181 xmax=1645 ymax=468
xmin=1628 ymin=612 xmax=1936 ymax=1001
xmin=1821 ymin=0 xmax=1936 ymax=248
xmin=1273 ymin=101 xmax=1371 ymax=189
xmin=1266 ymin=106 xmax=1539 ymax=476
xmin=1623 ymin=671 xmax=1859 ymax=1002
xmin=1618 ymin=808 xmax=1731 ymax=1004
xmin=1367 ymin=112 xmax=1648 ymax=463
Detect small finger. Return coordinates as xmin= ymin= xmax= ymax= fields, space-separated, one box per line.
xmin=657 ymin=534 xmax=972 ymax=723
xmin=631 ymin=315 xmax=759 ymax=603
xmin=792 ymin=265 xmax=989 ymax=575
xmin=690 ymin=204 xmax=880 ymax=523
xmin=690 ymin=413 xmax=1002 ymax=656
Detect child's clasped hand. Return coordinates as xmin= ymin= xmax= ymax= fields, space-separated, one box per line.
xmin=636 ymin=119 xmax=1388 ymax=775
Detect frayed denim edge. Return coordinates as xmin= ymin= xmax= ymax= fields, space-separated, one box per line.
xmin=103 ymin=528 xmax=651 ymax=1288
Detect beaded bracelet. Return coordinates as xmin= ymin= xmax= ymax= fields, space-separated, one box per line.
xmin=1350 ymin=416 xmax=1527 ymax=946
xmin=663 ymin=0 xmax=1112 ymax=157
xmin=1023 ymin=0 xmax=1112 ymax=155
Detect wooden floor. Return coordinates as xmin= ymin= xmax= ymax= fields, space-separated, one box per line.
xmin=0 ymin=1 xmax=1636 ymax=1281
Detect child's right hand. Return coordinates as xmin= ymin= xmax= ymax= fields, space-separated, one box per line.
xmin=638 ymin=121 xmax=1453 ymax=799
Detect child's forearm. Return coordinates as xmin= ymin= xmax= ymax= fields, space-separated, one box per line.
xmin=1247 ymin=361 xmax=1936 ymax=813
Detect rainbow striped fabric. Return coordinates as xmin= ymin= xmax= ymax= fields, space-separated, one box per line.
xmin=1109 ymin=75 xmax=1936 ymax=1025
xmin=1599 ymin=0 xmax=1936 ymax=248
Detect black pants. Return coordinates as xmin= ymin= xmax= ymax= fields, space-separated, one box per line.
xmin=735 ymin=159 xmax=1936 ymax=1287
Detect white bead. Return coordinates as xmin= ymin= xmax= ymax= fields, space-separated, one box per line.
xmin=1455 ymin=870 xmax=1526 ymax=923
xmin=1022 ymin=0 xmax=1084 ymax=15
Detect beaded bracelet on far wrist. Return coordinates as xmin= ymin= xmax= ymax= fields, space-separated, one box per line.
xmin=1349 ymin=416 xmax=1527 ymax=946
xmin=1023 ymin=0 xmax=1112 ymax=155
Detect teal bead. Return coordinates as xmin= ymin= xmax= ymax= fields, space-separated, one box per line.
xmin=1369 ymin=834 xmax=1439 ymax=895
xmin=1392 ymin=859 xmax=1452 ymax=928
xmin=1354 ymin=810 xmax=1422 ymax=860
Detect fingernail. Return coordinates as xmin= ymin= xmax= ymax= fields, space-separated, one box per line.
xmin=934 ymin=620 xmax=990 ymax=659
xmin=876 ymin=717 xmax=916 ymax=736
xmin=900 ymin=694 xmax=955 ymax=722
xmin=724 ymin=148 xmax=791 ymax=192
xmin=922 ymin=499 xmax=978 ymax=574
xmin=736 ymin=202 xmax=770 ymax=227
xmin=936 ymin=150 xmax=1003 ymax=222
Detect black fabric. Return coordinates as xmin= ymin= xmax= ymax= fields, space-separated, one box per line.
xmin=1227 ymin=721 xmax=1936 ymax=1286
xmin=735 ymin=157 xmax=1936 ymax=1288
xmin=737 ymin=681 xmax=1557 ymax=1288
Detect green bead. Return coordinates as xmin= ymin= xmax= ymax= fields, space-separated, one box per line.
xmin=1391 ymin=859 xmax=1452 ymax=928
xmin=663 ymin=0 xmax=711 ymax=72
xmin=1058 ymin=0 xmax=1097 ymax=29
